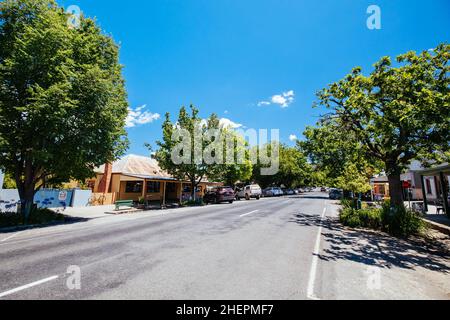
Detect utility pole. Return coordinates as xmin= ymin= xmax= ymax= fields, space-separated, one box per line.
xmin=0 ymin=170 xmax=4 ymax=192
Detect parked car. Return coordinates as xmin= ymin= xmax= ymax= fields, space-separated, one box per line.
xmin=263 ymin=187 xmax=284 ymax=197
xmin=204 ymin=186 xmax=235 ymax=204
xmin=282 ymin=189 xmax=295 ymax=195
xmin=235 ymin=184 xmax=262 ymax=200
xmin=329 ymin=189 xmax=344 ymax=200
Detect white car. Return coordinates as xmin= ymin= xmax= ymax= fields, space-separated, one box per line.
xmin=236 ymin=185 xmax=262 ymax=200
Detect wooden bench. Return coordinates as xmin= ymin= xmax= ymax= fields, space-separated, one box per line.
xmin=115 ymin=200 xmax=134 ymax=211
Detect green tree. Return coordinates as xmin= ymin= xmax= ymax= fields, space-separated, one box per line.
xmin=314 ymin=44 xmax=449 ymax=207
xmin=253 ymin=144 xmax=310 ymax=189
xmin=2 ymin=172 xmax=17 ymax=189
xmin=334 ymin=164 xmax=372 ymax=195
xmin=0 ymin=0 xmax=128 ymax=219
xmin=207 ymin=129 xmax=253 ymax=186
xmin=156 ymin=106 xmax=216 ymax=200
xmin=299 ymin=118 xmax=382 ymax=189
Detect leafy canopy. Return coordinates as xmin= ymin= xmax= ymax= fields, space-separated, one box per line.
xmin=0 ymin=0 xmax=128 ymax=202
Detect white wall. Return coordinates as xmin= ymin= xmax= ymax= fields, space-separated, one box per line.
xmin=0 ymin=189 xmax=20 ymax=212
xmin=71 ymin=189 xmax=92 ymax=207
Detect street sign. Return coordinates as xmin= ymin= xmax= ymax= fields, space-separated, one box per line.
xmin=402 ymin=181 xmax=412 ymax=189
xmin=58 ymin=191 xmax=68 ymax=202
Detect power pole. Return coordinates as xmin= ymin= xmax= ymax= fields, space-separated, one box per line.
xmin=0 ymin=170 xmax=4 ymax=192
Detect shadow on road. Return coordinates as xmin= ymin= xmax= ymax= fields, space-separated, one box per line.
xmin=290 ymin=213 xmax=450 ymax=274
xmin=0 ymin=216 xmax=91 ymax=234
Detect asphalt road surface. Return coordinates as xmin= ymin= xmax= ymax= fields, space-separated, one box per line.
xmin=0 ymin=193 xmax=448 ymax=300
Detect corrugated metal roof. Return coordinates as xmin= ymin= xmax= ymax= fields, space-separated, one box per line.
xmin=96 ymin=154 xmax=173 ymax=179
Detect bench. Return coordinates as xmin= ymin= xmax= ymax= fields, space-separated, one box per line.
xmin=115 ymin=200 xmax=134 ymax=211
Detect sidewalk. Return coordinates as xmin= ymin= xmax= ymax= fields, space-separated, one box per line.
xmin=319 ymin=202 xmax=450 ymax=300
xmin=62 ymin=205 xmax=118 ymax=219
xmin=423 ymin=214 xmax=450 ymax=236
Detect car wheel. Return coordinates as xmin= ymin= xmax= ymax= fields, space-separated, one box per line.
xmin=229 ymin=201 xmax=234 ymax=204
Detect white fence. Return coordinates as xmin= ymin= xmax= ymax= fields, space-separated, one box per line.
xmin=0 ymin=189 xmax=20 ymax=212
xmin=71 ymin=189 xmax=92 ymax=207
xmin=0 ymin=189 xmax=92 ymax=212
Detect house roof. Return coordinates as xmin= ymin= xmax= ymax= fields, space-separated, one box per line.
xmin=370 ymin=176 xmax=389 ymax=183
xmin=95 ymin=154 xmax=219 ymax=183
xmin=417 ymin=163 xmax=450 ymax=176
xmin=96 ymin=154 xmax=173 ymax=179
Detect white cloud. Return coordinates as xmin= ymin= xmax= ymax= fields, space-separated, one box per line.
xmin=200 ymin=117 xmax=243 ymax=129
xmin=258 ymin=90 xmax=295 ymax=108
xmin=219 ymin=118 xmax=243 ymax=129
xmin=289 ymin=134 xmax=298 ymax=142
xmin=125 ymin=105 xmax=161 ymax=128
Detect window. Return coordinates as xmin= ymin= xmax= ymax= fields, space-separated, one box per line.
xmin=426 ymin=179 xmax=432 ymax=195
xmin=183 ymin=185 xmax=202 ymax=193
xmin=146 ymin=181 xmax=161 ymax=193
xmin=125 ymin=181 xmax=143 ymax=193
xmin=167 ymin=183 xmax=176 ymax=193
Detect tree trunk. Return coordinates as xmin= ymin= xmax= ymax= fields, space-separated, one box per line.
xmin=18 ymin=183 xmax=36 ymax=224
xmin=387 ymin=173 xmax=404 ymax=208
xmin=191 ymin=180 xmax=196 ymax=201
xmin=16 ymin=160 xmax=37 ymax=224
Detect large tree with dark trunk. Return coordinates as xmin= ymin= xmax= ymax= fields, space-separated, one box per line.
xmin=315 ymin=44 xmax=449 ymax=207
xmin=0 ymin=0 xmax=128 ymax=220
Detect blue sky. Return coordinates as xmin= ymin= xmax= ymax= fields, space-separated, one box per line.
xmin=60 ymin=0 xmax=450 ymax=156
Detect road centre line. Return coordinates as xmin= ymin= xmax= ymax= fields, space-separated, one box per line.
xmin=307 ymin=206 xmax=327 ymax=300
xmin=0 ymin=232 xmax=21 ymax=242
xmin=239 ymin=210 xmax=259 ymax=218
xmin=0 ymin=275 xmax=59 ymax=299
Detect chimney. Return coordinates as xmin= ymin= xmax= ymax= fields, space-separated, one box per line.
xmin=98 ymin=163 xmax=113 ymax=194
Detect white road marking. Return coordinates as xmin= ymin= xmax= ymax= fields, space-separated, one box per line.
xmin=0 ymin=275 xmax=59 ymax=299
xmin=240 ymin=210 xmax=259 ymax=218
xmin=0 ymin=232 xmax=21 ymax=243
xmin=307 ymin=206 xmax=327 ymax=300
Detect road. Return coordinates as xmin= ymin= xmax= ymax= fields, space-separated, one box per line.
xmin=0 ymin=193 xmax=449 ymax=300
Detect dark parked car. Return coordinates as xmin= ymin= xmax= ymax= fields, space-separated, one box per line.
xmin=329 ymin=189 xmax=344 ymax=200
xmin=204 ymin=187 xmax=235 ymax=204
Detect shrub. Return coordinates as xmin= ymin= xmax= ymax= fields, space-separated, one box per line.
xmin=380 ymin=202 xmax=425 ymax=238
xmin=358 ymin=208 xmax=382 ymax=229
xmin=182 ymin=198 xmax=204 ymax=207
xmin=340 ymin=199 xmax=356 ymax=209
xmin=340 ymin=201 xmax=426 ymax=238
xmin=340 ymin=207 xmax=382 ymax=229
xmin=0 ymin=207 xmax=65 ymax=228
